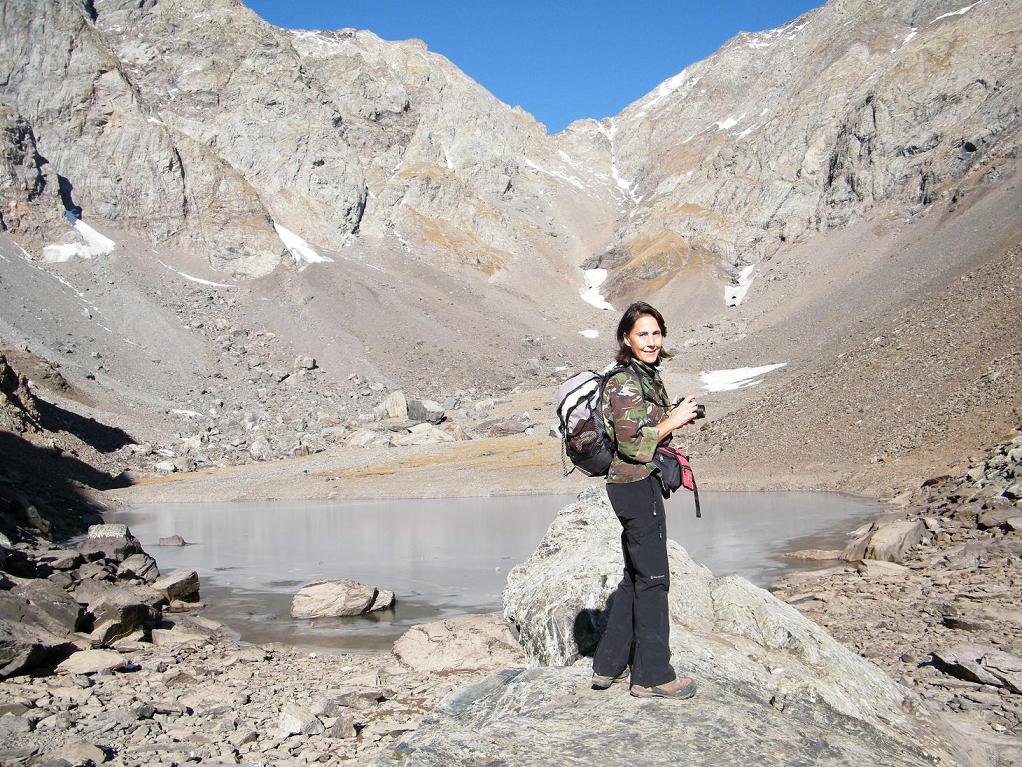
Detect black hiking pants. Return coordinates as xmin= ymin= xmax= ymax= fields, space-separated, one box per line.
xmin=592 ymin=475 xmax=676 ymax=688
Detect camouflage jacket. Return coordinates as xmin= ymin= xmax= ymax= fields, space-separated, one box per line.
xmin=601 ymin=359 xmax=672 ymax=484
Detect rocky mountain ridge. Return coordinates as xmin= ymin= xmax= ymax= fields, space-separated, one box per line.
xmin=4 ymin=0 xmax=1018 ymax=295
xmin=569 ymin=0 xmax=1021 ymax=310
xmin=0 ymin=0 xmax=1020 ymax=490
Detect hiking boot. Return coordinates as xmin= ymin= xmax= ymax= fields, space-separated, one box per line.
xmin=630 ymin=676 xmax=697 ymax=699
xmin=591 ymin=670 xmax=628 ymax=690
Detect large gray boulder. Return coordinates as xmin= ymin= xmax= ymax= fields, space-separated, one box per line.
xmin=0 ymin=620 xmax=77 ymax=679
xmin=0 ymin=579 xmax=81 ymax=638
xmin=841 ymin=517 xmax=925 ymax=563
xmin=0 ymin=579 xmax=81 ymax=676
xmin=383 ymin=488 xmax=979 ymax=766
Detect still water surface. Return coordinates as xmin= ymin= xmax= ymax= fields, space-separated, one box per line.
xmin=109 ymin=491 xmax=878 ymax=652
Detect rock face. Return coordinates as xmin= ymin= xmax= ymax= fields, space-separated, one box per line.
xmin=382 ymin=487 xmax=976 ymax=766
xmin=565 ymin=0 xmax=1022 ymax=309
xmin=4 ymin=0 xmax=1015 ymax=314
xmin=392 ymin=614 xmax=525 ymax=674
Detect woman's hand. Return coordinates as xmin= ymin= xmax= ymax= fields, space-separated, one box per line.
xmin=656 ymin=395 xmax=698 ymax=441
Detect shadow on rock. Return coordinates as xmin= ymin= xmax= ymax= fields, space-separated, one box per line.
xmin=35 ymin=397 xmax=135 ymax=455
xmin=0 ymin=431 xmax=124 ymax=542
xmin=572 ymin=592 xmax=618 ymax=658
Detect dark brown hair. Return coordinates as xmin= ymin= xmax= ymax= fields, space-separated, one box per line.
xmin=615 ymin=301 xmax=672 ymax=366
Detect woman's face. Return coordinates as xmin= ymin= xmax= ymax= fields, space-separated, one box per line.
xmin=625 ymin=314 xmax=663 ymax=365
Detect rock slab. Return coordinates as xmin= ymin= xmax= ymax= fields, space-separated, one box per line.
xmin=393 ymin=614 xmax=525 ymax=674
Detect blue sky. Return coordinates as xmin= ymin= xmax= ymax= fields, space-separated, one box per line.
xmin=244 ymin=1 xmax=823 ymax=133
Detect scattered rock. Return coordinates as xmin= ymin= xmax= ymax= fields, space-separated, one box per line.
xmin=390 ymin=423 xmax=455 ymax=446
xmin=856 ymin=559 xmax=910 ymax=578
xmin=863 ymin=518 xmax=925 ymax=563
xmin=374 ymin=391 xmax=408 ymax=421
xmin=116 ymin=553 xmax=159 ymax=583
xmin=407 ymin=399 xmax=445 ymax=425
xmin=46 ymin=741 xmax=109 ymax=765
xmin=477 ymin=415 xmax=530 ymax=437
xmin=278 ymin=702 xmax=324 ymax=736
xmin=249 ymin=435 xmax=272 ymax=461
xmin=157 ymin=535 xmax=187 ymax=547
xmin=369 ymin=589 xmax=396 ymax=612
xmin=978 ymin=507 xmax=1019 ymax=529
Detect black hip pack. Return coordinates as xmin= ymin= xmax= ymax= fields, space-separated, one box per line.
xmin=653 ymin=445 xmax=702 ymax=518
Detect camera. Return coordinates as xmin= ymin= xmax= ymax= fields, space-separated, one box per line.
xmin=673 ymin=398 xmax=706 ymax=419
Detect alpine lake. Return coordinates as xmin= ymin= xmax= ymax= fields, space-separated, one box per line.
xmin=107 ymin=491 xmax=879 ymax=652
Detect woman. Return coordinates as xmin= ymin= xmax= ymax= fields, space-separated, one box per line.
xmin=591 ymin=301 xmax=699 ymax=699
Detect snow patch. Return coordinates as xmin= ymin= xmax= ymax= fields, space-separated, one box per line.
xmin=523 ymin=158 xmax=585 ymax=190
xmin=579 ymin=329 xmax=600 ymax=339
xmin=700 ymin=363 xmax=787 ymax=392
xmin=725 ymin=265 xmax=756 ymax=307
xmin=639 ymin=68 xmax=689 ymax=112
xmin=713 ymin=113 xmax=747 ymax=132
xmin=891 ymin=28 xmax=918 ymax=52
xmin=580 ymin=269 xmax=614 ymax=311
xmin=931 ymin=1 xmax=981 ymax=23
xmin=158 ymin=260 xmax=235 ymax=288
xmin=43 ymin=220 xmax=116 ymax=262
xmin=741 ymin=17 xmax=811 ymax=49
xmin=274 ymin=223 xmax=332 ymax=266
xmin=594 ymin=119 xmax=639 ymax=204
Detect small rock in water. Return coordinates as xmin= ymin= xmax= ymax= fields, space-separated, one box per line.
xmin=158 ymin=534 xmax=188 ymax=546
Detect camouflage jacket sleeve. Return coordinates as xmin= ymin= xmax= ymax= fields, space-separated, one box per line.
xmin=602 ymin=372 xmax=660 ymax=464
